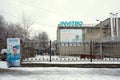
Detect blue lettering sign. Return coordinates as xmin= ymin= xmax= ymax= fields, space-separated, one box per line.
xmin=8 ymin=39 xmax=18 ymax=43
xmin=60 ymin=21 xmax=83 ymax=27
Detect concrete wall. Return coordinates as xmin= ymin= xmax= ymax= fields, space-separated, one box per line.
xmin=84 ymin=28 xmax=104 ymax=41
xmin=102 ymin=43 xmax=120 ymax=57
xmin=118 ymin=18 xmax=120 ymax=36
xmin=58 ymin=43 xmax=90 ymax=56
xmin=93 ymin=41 xmax=120 ymax=58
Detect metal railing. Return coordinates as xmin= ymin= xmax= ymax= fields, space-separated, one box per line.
xmin=21 ymin=40 xmax=120 ymax=63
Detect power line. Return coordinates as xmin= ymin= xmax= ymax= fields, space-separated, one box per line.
xmin=0 ymin=7 xmax=53 ymax=27
xmin=0 ymin=9 xmax=19 ymax=19
xmin=0 ymin=1 xmax=101 ymax=27
xmin=15 ymin=0 xmax=88 ymax=20
xmin=0 ymin=0 xmax=96 ymax=25
xmin=0 ymin=9 xmax=54 ymax=27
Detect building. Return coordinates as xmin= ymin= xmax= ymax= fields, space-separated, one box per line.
xmin=57 ymin=18 xmax=120 ymax=56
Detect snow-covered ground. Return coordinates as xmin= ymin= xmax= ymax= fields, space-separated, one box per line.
xmin=0 ymin=61 xmax=120 ymax=80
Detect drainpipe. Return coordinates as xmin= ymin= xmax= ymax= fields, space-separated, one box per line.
xmin=110 ymin=13 xmax=114 ymax=38
xmin=113 ymin=14 xmax=116 ymax=36
xmin=116 ymin=13 xmax=119 ymax=36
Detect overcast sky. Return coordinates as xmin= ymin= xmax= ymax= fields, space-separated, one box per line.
xmin=0 ymin=0 xmax=120 ymax=40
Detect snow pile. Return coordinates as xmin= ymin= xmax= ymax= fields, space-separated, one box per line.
xmin=0 ymin=61 xmax=8 ymax=69
xmin=0 ymin=61 xmax=120 ymax=80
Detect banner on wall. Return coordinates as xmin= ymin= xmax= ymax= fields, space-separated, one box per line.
xmin=7 ymin=38 xmax=21 ymax=67
xmin=60 ymin=29 xmax=82 ymax=42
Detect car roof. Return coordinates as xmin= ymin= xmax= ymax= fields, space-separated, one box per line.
xmin=1 ymin=49 xmax=7 ymax=53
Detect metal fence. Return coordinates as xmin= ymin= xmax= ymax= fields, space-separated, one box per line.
xmin=21 ymin=40 xmax=120 ymax=63
xmin=57 ymin=42 xmax=90 ymax=56
xmin=22 ymin=55 xmax=120 ymax=63
xmin=93 ymin=41 xmax=120 ymax=58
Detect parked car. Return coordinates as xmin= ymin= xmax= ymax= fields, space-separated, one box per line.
xmin=0 ymin=49 xmax=7 ymax=61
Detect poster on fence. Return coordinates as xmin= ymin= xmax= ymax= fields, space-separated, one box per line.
xmin=7 ymin=38 xmax=21 ymax=67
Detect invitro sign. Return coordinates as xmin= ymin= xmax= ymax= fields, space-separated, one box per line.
xmin=60 ymin=21 xmax=83 ymax=27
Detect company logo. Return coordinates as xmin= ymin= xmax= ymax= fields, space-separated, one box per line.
xmin=60 ymin=21 xmax=83 ymax=27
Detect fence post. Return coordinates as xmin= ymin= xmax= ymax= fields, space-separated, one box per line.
xmin=90 ymin=40 xmax=93 ymax=62
xmin=50 ymin=40 xmax=52 ymax=62
xmin=100 ymin=41 xmax=103 ymax=59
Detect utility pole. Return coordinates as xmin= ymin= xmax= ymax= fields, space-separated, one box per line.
xmin=49 ymin=40 xmax=52 ymax=62
xmin=96 ymin=19 xmax=103 ymax=59
xmin=90 ymin=40 xmax=93 ymax=62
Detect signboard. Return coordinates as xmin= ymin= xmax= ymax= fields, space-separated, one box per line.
xmin=60 ymin=29 xmax=82 ymax=42
xmin=7 ymin=38 xmax=21 ymax=67
xmin=60 ymin=21 xmax=83 ymax=27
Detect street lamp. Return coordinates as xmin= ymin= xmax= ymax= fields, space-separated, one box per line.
xmin=96 ymin=19 xmax=103 ymax=37
xmin=96 ymin=19 xmax=102 ymax=22
xmin=96 ymin=19 xmax=103 ymax=59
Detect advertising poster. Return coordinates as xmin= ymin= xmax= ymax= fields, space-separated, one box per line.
xmin=60 ymin=29 xmax=82 ymax=42
xmin=7 ymin=38 xmax=21 ymax=67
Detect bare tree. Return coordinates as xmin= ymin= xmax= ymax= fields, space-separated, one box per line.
xmin=0 ymin=15 xmax=7 ymax=50
xmin=0 ymin=14 xmax=35 ymax=59
xmin=20 ymin=14 xmax=33 ymax=41
xmin=31 ymin=31 xmax=49 ymax=50
xmin=40 ymin=32 xmax=49 ymax=49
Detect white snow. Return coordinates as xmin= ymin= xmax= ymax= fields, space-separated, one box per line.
xmin=0 ymin=61 xmax=120 ymax=80
xmin=0 ymin=61 xmax=8 ymax=69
